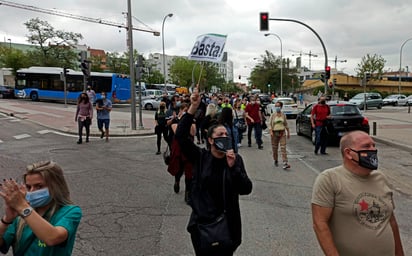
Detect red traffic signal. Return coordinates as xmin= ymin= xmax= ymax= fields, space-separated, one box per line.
xmin=260 ymin=12 xmax=269 ymax=31
xmin=325 ymin=66 xmax=331 ymax=79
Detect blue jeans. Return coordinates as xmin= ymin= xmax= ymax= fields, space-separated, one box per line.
xmin=247 ymin=123 xmax=263 ymax=146
xmin=315 ymin=126 xmax=327 ymax=153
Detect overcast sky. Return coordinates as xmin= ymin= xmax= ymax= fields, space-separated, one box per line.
xmin=1 ymin=0 xmax=412 ymax=82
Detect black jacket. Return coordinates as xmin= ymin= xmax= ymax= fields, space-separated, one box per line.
xmin=175 ymin=112 xmax=253 ymax=249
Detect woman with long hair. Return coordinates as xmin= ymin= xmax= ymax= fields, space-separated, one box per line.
xmin=0 ymin=161 xmax=82 ymax=255
xmin=75 ymin=92 xmax=93 ymax=144
xmin=154 ymin=101 xmax=168 ymax=154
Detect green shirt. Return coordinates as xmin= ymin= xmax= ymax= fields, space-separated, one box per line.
xmin=1 ymin=205 xmax=82 ymax=256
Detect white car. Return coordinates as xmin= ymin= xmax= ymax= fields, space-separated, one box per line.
xmin=382 ymin=94 xmax=408 ymax=106
xmin=266 ymin=97 xmax=299 ymax=118
xmin=405 ymin=95 xmax=412 ymax=106
xmin=141 ymin=97 xmax=162 ymax=110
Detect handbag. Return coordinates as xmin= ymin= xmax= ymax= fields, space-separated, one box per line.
xmin=163 ymin=145 xmax=171 ymax=165
xmin=197 ymin=168 xmax=233 ymax=251
xmin=234 ymin=110 xmax=247 ymax=132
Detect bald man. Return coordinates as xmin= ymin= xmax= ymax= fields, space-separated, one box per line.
xmin=311 ymin=131 xmax=404 ymax=256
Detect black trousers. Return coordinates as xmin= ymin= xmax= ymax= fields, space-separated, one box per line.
xmin=78 ymin=119 xmax=90 ymax=141
xmin=155 ymin=125 xmax=168 ymax=152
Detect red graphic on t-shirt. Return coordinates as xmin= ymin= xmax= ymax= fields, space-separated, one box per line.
xmin=359 ymin=199 xmax=369 ymax=211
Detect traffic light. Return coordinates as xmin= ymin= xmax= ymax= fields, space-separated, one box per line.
xmin=239 ymin=75 xmax=241 ymax=79
xmin=63 ymin=67 xmax=69 ymax=77
xmin=80 ymin=61 xmax=90 ymax=77
xmin=259 ymin=12 xmax=269 ymax=31
xmin=325 ymin=66 xmax=331 ymax=79
xmin=365 ymin=73 xmax=371 ymax=82
xmin=136 ymin=55 xmax=144 ymax=80
xmin=320 ymin=74 xmax=325 ymax=83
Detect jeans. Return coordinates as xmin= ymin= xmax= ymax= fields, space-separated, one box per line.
xmin=315 ymin=126 xmax=328 ymax=153
xmin=77 ymin=119 xmax=90 ymax=142
xmin=247 ymin=123 xmax=263 ymax=146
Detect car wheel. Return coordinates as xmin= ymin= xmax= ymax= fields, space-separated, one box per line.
xmin=296 ymin=121 xmax=303 ymax=136
xmin=0 ymin=94 xmax=3 ymax=99
xmin=311 ymin=129 xmax=316 ymax=145
xmin=30 ymin=92 xmax=39 ymax=101
xmin=377 ymin=103 xmax=382 ymax=109
xmin=394 ymin=102 xmax=398 ymax=106
xmin=145 ymin=103 xmax=153 ymax=110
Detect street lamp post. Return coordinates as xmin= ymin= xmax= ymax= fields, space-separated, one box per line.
xmin=264 ymin=33 xmax=283 ymax=96
xmin=7 ymin=38 xmax=11 ymax=49
xmin=162 ymin=13 xmax=173 ymax=93
xmin=399 ymin=37 xmax=412 ymax=94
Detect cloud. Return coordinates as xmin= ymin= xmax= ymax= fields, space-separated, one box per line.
xmin=1 ymin=0 xmax=412 ymax=77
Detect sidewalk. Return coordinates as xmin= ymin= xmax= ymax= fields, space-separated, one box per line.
xmin=0 ymin=99 xmax=411 ymax=151
xmin=0 ymin=99 xmax=155 ymax=136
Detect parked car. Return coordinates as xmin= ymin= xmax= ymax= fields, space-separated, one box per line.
xmin=349 ymin=92 xmax=383 ymax=110
xmin=407 ymin=95 xmax=412 ymax=106
xmin=136 ymin=89 xmax=163 ymax=103
xmin=266 ymin=97 xmax=299 ymax=118
xmin=141 ymin=97 xmax=162 ymax=110
xmin=296 ymin=101 xmax=370 ymax=144
xmin=382 ymin=94 xmax=408 ymax=106
xmin=0 ymin=85 xmax=15 ymax=99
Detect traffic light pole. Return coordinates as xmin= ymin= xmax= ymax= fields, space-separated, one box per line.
xmin=268 ymin=18 xmax=328 ymax=94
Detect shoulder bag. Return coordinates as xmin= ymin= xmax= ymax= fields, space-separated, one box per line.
xmin=197 ymin=167 xmax=233 ymax=251
xmin=234 ymin=110 xmax=247 ymax=132
xmin=163 ymin=145 xmax=171 ymax=165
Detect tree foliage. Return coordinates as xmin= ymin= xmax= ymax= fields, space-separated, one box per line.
xmin=24 ymin=18 xmax=83 ymax=68
xmin=355 ymin=53 xmax=386 ymax=79
xmin=250 ymin=50 xmax=298 ymax=94
xmin=0 ymin=47 xmax=31 ymax=75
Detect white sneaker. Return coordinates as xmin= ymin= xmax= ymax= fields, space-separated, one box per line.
xmin=237 ymin=143 xmax=242 ymax=147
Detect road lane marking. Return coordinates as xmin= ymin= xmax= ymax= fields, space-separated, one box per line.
xmin=13 ymin=134 xmax=31 ymax=140
xmin=37 ymin=130 xmax=53 ymax=134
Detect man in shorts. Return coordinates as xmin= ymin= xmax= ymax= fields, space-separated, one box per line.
xmin=96 ymin=92 xmax=112 ymax=142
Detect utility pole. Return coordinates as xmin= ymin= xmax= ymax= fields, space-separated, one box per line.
xmin=290 ymin=50 xmax=318 ymax=70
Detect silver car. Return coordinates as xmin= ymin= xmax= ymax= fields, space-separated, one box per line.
xmin=141 ymin=97 xmax=162 ymax=110
xmin=349 ymin=92 xmax=383 ymax=110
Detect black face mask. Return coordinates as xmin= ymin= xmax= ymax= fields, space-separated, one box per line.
xmin=213 ymin=137 xmax=232 ymax=153
xmin=320 ymin=100 xmax=326 ymax=104
xmin=350 ymin=148 xmax=378 ymax=170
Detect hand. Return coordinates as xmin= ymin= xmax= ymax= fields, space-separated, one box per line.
xmin=0 ymin=179 xmax=28 ymax=214
xmin=226 ymin=149 xmax=236 ymax=167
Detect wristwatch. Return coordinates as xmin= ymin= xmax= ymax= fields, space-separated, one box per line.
xmin=20 ymin=207 xmax=33 ymax=218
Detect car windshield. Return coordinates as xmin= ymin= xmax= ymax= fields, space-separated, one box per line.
xmin=385 ymin=95 xmax=398 ymax=99
xmin=330 ymin=105 xmax=360 ymax=116
xmin=352 ymin=94 xmax=365 ymax=99
xmin=277 ymin=98 xmax=295 ymax=105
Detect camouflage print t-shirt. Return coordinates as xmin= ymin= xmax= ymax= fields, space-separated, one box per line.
xmin=311 ymin=165 xmax=395 ymax=256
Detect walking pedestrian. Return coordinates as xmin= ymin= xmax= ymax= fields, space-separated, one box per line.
xmin=95 ymin=92 xmax=112 ymax=142
xmin=233 ymin=99 xmax=246 ymax=147
xmin=245 ymin=95 xmax=263 ymax=149
xmin=310 ymin=96 xmax=331 ymax=154
xmin=269 ymin=101 xmax=290 ymax=169
xmin=218 ymin=107 xmax=238 ymax=153
xmin=75 ymin=92 xmax=93 ymax=144
xmin=312 ymin=131 xmax=404 ymax=255
xmin=86 ymin=85 xmax=96 ymax=105
xmin=176 ymin=87 xmax=252 ymax=256
xmin=155 ymin=101 xmax=168 ymax=155
xmin=0 ymin=160 xmax=82 ymax=256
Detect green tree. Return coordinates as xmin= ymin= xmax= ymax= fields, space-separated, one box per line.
xmin=0 ymin=47 xmax=31 ymax=75
xmin=250 ymin=51 xmax=297 ymax=94
xmin=355 ymin=53 xmax=386 ymax=79
xmin=169 ymin=57 xmax=197 ymax=87
xmin=24 ymin=18 xmax=82 ymax=68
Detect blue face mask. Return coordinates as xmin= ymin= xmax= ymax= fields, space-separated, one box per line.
xmin=26 ymin=188 xmax=52 ymax=208
xmin=275 ymin=107 xmax=282 ymax=113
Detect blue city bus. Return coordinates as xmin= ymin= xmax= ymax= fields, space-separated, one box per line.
xmin=14 ymin=67 xmax=132 ymax=103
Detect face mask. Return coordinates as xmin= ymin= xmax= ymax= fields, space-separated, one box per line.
xmin=320 ymin=100 xmax=326 ymax=104
xmin=176 ymin=101 xmax=181 ymax=107
xmin=213 ymin=136 xmax=232 ymax=153
xmin=101 ymin=95 xmax=106 ymax=99
xmin=251 ymin=101 xmax=256 ymax=105
xmin=25 ymin=188 xmax=52 ymax=208
xmin=350 ymin=149 xmax=378 ymax=170
xmin=160 ymin=106 xmax=165 ymax=110
xmin=275 ymin=107 xmax=281 ymax=113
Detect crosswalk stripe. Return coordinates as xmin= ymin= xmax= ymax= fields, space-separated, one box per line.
xmin=0 ymin=139 xmax=3 ymax=143
xmin=37 ymin=130 xmax=53 ymax=134
xmin=13 ymin=134 xmax=31 ymax=140
xmin=9 ymin=119 xmax=20 ymax=122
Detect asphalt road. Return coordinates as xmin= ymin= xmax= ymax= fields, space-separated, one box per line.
xmin=1 ymin=112 xmax=412 ymax=255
